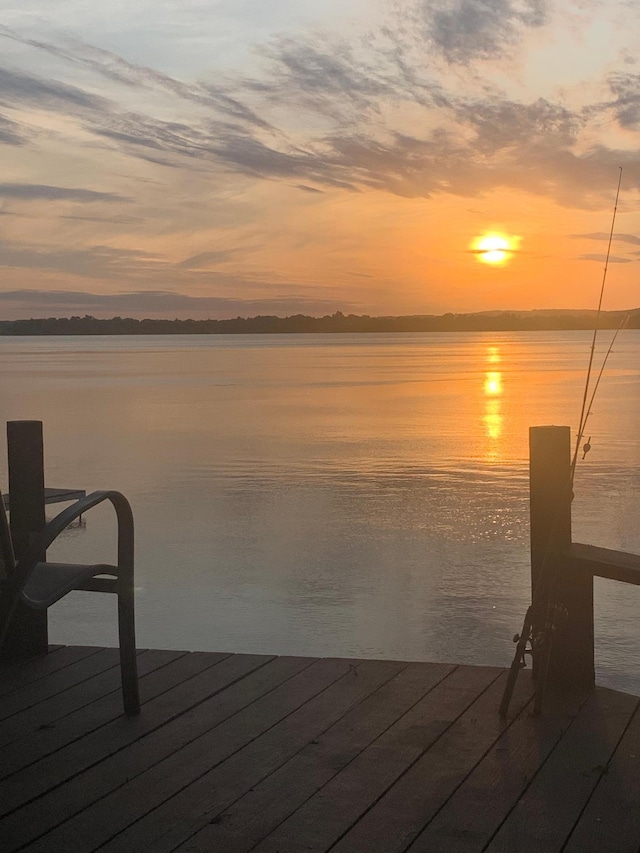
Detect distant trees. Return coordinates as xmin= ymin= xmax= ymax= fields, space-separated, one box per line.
xmin=0 ymin=308 xmax=637 ymax=336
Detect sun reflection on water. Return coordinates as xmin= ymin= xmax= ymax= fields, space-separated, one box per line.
xmin=483 ymin=351 xmax=504 ymax=460
xmin=484 ymin=371 xmax=503 ymax=396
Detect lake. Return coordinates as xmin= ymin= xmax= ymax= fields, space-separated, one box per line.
xmin=1 ymin=331 xmax=639 ymax=692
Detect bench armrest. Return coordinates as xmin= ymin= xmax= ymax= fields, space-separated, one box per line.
xmin=12 ymin=491 xmax=134 ymax=592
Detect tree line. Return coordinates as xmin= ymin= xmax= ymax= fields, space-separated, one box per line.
xmin=1 ymin=309 xmax=638 ymax=336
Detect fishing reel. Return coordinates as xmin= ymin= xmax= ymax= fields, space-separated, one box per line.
xmin=511 ymin=628 xmax=535 ymax=669
xmin=512 ymin=602 xmax=568 ymax=671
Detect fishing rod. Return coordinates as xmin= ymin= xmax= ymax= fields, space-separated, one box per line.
xmin=579 ymin=312 xmax=629 ymax=464
xmin=499 ymin=167 xmax=624 ymax=718
xmin=570 ymin=166 xmax=623 ymax=481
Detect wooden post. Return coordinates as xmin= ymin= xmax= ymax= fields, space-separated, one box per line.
xmin=529 ymin=425 xmax=594 ymax=690
xmin=2 ymin=421 xmax=48 ymax=658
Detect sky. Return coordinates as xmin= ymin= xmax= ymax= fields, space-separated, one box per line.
xmin=1 ymin=0 xmax=639 ymax=319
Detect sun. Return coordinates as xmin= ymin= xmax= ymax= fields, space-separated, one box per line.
xmin=471 ymin=233 xmax=515 ymax=265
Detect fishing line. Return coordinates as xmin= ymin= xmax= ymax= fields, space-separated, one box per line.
xmin=571 ymin=166 xmax=623 ymax=483
xmin=577 ymin=314 xmax=630 ymax=463
xmin=500 ymin=167 xmax=626 ymax=717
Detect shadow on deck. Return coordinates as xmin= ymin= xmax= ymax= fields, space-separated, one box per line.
xmin=1 ymin=647 xmax=639 ymax=852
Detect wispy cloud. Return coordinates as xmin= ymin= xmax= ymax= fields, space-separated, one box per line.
xmin=607 ymin=72 xmax=640 ymax=130
xmin=0 ymin=113 xmax=27 ymax=145
xmin=58 ymin=214 xmax=140 ymax=224
xmin=578 ymin=253 xmax=633 ymax=263
xmin=570 ymin=232 xmax=640 ymax=245
xmin=0 ymin=184 xmax=130 ymax=202
xmin=417 ymin=0 xmax=548 ymax=64
xmin=0 ymin=240 xmax=163 ymax=279
xmin=0 ymin=288 xmax=353 ymax=318
xmin=178 ymin=250 xmax=239 ymax=268
xmin=0 ymin=65 xmax=108 ymax=112
xmin=0 ymin=3 xmax=639 ymax=315
xmin=0 ymin=25 xmax=273 ymax=129
xmin=1 ymin=18 xmax=637 ymax=210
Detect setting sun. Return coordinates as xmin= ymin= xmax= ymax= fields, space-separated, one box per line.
xmin=472 ymin=233 xmax=516 ymax=265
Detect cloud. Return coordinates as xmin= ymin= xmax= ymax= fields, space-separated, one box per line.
xmin=178 ymin=250 xmax=239 ymax=268
xmin=0 ymin=184 xmax=130 ymax=203
xmin=0 ymin=113 xmax=26 ymax=145
xmin=458 ymin=98 xmax=581 ymax=152
xmin=58 ymin=214 xmax=140 ymax=224
xmin=195 ymin=28 xmax=635 ymax=207
xmin=0 ymin=233 xmax=349 ymax=308
xmin=253 ymin=35 xmax=395 ymax=121
xmin=0 ymin=288 xmax=353 ymax=318
xmin=206 ymin=132 xmax=342 ymax=181
xmin=0 ymin=66 xmax=108 ymax=113
xmin=410 ymin=0 xmax=548 ymax=64
xmin=578 ymin=253 xmax=633 ymax=263
xmin=570 ymin=231 xmax=640 ymax=245
xmin=0 ymin=25 xmax=272 ymax=130
xmin=1 ymin=6 xmax=639 ymax=218
xmin=607 ymin=72 xmax=640 ymax=129
xmin=0 ymin=240 xmax=163 ymax=279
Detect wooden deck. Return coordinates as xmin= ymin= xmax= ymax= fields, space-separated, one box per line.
xmin=1 ymin=647 xmax=639 ymax=853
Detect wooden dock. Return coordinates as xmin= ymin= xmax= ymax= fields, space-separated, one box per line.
xmin=1 ymin=647 xmax=639 ymax=852
xmin=2 ymin=488 xmax=86 ymax=511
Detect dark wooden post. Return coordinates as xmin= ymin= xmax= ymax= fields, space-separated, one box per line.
xmin=2 ymin=421 xmax=48 ymax=658
xmin=529 ymin=425 xmax=594 ymax=690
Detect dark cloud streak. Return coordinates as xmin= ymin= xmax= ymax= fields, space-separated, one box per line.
xmin=0 ymin=240 xmax=163 ymax=279
xmin=425 ymin=0 xmax=548 ymax=64
xmin=0 ymin=25 xmax=272 ymax=131
xmin=607 ymin=72 xmax=640 ymax=129
xmin=0 ymin=113 xmax=26 ymax=145
xmin=0 ymin=66 xmax=108 ymax=112
xmin=1 ymin=12 xmax=639 ymax=216
xmin=0 ymin=184 xmax=130 ymax=203
xmin=578 ymin=253 xmax=633 ymax=263
xmin=571 ymin=231 xmax=640 ymax=245
xmin=0 ymin=288 xmax=350 ymax=318
xmin=178 ymin=250 xmax=238 ymax=268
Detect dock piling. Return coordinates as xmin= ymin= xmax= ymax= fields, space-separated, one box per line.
xmin=529 ymin=425 xmax=594 ymax=691
xmin=2 ymin=420 xmax=48 ymax=659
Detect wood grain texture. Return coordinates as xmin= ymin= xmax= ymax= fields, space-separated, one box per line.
xmin=1 ymin=647 xmax=639 ymax=853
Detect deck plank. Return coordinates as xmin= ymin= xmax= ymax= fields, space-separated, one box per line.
xmin=0 ymin=647 xmax=62 ymax=674
xmin=17 ymin=655 xmax=363 ymax=853
xmin=325 ymin=671 xmax=532 ymax=853
xmin=0 ymin=648 xmax=128 ymax=739
xmin=558 ymin=702 xmax=640 ymax=853
xmin=0 ymin=649 xmax=218 ymax=807
xmin=486 ymin=687 xmax=640 ymax=853
xmin=0 ymin=646 xmax=93 ymax=693
xmin=0 ymin=654 xmax=309 ymax=851
xmin=0 ymin=646 xmax=102 ymax=700
xmin=248 ymin=665 xmax=504 ymax=853
xmin=405 ymin=686 xmax=590 ymax=852
xmin=168 ymin=661 xmax=457 ymax=853
xmin=0 ymin=647 xmax=125 ymax=721
xmin=1 ymin=649 xmax=639 ymax=853
xmin=89 ymin=658 xmax=406 ymax=853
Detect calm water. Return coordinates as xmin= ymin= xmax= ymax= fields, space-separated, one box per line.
xmin=1 ymin=332 xmax=639 ymax=692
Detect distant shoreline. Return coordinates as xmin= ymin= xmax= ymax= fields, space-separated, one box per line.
xmin=1 ymin=308 xmax=638 ymax=336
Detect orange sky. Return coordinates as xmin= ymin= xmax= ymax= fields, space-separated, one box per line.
xmin=1 ymin=1 xmax=639 ymax=318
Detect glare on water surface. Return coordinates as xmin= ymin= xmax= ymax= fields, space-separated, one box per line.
xmin=1 ymin=331 xmax=639 ymax=693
